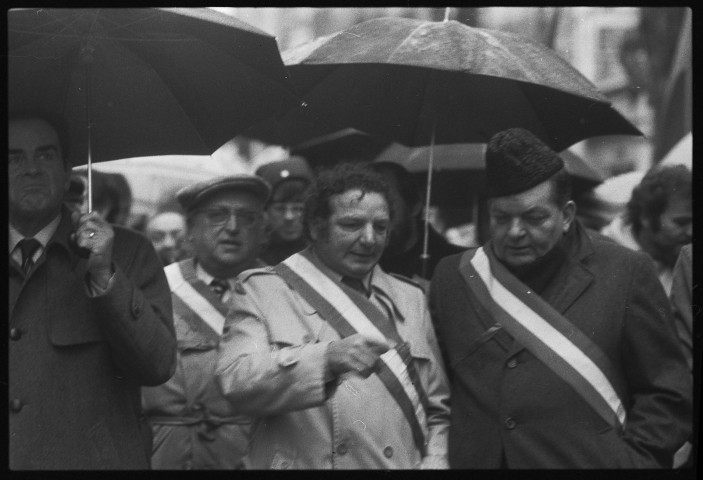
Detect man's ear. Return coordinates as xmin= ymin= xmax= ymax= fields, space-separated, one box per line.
xmin=562 ymin=200 xmax=576 ymax=233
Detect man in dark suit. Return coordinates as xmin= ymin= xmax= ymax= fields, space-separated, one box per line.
xmin=9 ymin=110 xmax=177 ymax=469
xmin=430 ymin=128 xmax=692 ymax=469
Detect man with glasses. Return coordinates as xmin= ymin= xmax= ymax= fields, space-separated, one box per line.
xmin=142 ymin=175 xmax=270 ymax=469
xmin=256 ymin=156 xmax=314 ymax=265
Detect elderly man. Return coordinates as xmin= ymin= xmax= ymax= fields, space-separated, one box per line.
xmin=256 ymin=156 xmax=315 ymax=265
xmin=216 ymin=163 xmax=450 ymax=469
xmin=430 ymin=128 xmax=692 ymax=469
xmin=601 ymin=164 xmax=692 ymax=295
xmin=141 ymin=175 xmax=270 ymax=469
xmin=145 ymin=210 xmax=188 ymax=266
xmin=9 ymin=111 xmax=177 ymax=469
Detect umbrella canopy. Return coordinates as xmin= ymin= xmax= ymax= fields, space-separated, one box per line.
xmin=247 ymin=16 xmax=641 ymax=151
xmin=8 ymin=7 xmax=300 ymax=164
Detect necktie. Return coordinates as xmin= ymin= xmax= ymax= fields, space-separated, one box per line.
xmin=342 ymin=276 xmax=368 ymax=297
xmin=209 ymin=278 xmax=230 ymax=301
xmin=18 ymin=238 xmax=41 ymax=275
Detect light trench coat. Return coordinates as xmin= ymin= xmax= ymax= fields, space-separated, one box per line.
xmin=216 ymin=257 xmax=450 ymax=469
xmin=142 ymin=259 xmax=252 ymax=470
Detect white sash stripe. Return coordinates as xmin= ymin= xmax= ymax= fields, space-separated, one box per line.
xmin=284 ymin=254 xmax=427 ymax=435
xmin=380 ymin=349 xmax=428 ymax=438
xmin=165 ymin=264 xmax=226 ymax=335
xmin=283 ymin=255 xmax=387 ymax=345
xmin=472 ymin=248 xmax=626 ymax=425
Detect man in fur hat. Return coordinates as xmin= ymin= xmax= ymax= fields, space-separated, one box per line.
xmin=429 ymin=128 xmax=691 ymax=469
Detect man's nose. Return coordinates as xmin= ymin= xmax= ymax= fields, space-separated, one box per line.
xmin=359 ymin=224 xmax=376 ymax=245
xmin=162 ymin=234 xmax=177 ymax=248
xmin=22 ymin=156 xmax=40 ymax=173
xmin=223 ymin=214 xmax=238 ymax=231
xmin=507 ymin=218 xmax=525 ymax=237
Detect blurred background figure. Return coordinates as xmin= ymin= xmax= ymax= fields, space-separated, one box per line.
xmin=255 ymin=156 xmax=315 ymax=265
xmin=145 ymin=210 xmax=188 ymax=266
xmin=368 ymin=162 xmax=465 ymax=285
xmin=91 ymin=170 xmax=134 ymax=227
xmin=64 ymin=172 xmax=87 ymax=215
xmin=600 ymin=164 xmax=691 ymax=294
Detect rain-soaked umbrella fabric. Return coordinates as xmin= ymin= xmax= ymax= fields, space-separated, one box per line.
xmin=246 ymin=16 xmax=641 ymax=152
xmin=8 ymin=7 xmax=300 ymax=164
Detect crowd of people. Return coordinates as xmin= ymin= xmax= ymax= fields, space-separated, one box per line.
xmin=9 ymin=109 xmax=694 ymax=470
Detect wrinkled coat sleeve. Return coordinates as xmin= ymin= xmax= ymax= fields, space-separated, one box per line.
xmin=216 ymin=274 xmax=330 ymax=415
xmin=91 ymin=228 xmax=177 ymax=386
xmin=416 ymin=294 xmax=451 ymax=464
xmin=620 ymin=253 xmax=692 ymax=467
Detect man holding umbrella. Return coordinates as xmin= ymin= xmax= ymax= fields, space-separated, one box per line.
xmin=430 ymin=128 xmax=692 ymax=468
xmin=9 ymin=111 xmax=177 ymax=469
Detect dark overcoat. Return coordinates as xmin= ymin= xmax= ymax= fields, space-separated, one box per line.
xmin=430 ymin=223 xmax=692 ymax=468
xmin=9 ymin=209 xmax=177 ymax=469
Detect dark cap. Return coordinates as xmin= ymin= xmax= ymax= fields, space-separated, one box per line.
xmin=485 ymin=128 xmax=564 ymax=198
xmin=177 ymin=174 xmax=271 ymax=212
xmin=255 ymin=156 xmax=314 ymax=190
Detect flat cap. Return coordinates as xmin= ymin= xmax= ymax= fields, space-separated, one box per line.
xmin=255 ymin=156 xmax=314 ymax=190
xmin=177 ymin=174 xmax=271 ymax=212
xmin=485 ymin=128 xmax=564 ymax=197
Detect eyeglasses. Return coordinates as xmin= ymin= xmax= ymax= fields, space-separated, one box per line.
xmin=195 ymin=208 xmax=262 ymax=228
xmin=269 ymin=202 xmax=304 ymax=217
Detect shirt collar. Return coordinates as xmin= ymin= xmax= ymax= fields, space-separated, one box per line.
xmin=194 ymin=259 xmax=267 ymax=289
xmin=9 ymin=214 xmax=62 ymax=254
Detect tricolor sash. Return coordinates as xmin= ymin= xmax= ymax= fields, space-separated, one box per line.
xmin=165 ymin=260 xmax=229 ymax=336
xmin=274 ymin=252 xmax=429 ymax=455
xmin=459 ymin=247 xmax=627 ymax=431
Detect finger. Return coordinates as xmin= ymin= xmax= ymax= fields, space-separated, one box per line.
xmin=365 ymin=336 xmax=390 ymax=355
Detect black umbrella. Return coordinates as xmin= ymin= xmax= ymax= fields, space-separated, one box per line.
xmin=8 ymin=7 xmax=299 ymax=209
xmin=248 ymin=16 xmax=641 ymax=151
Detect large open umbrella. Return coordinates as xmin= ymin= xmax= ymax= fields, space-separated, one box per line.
xmin=8 ymin=7 xmax=299 ymax=209
xmin=247 ymin=16 xmax=641 ymax=151
xmin=242 ymin=15 xmax=641 ymax=278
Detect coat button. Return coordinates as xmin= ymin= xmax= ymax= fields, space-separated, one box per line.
xmin=302 ymin=334 xmax=312 ymax=343
xmin=132 ymin=302 xmax=143 ymax=318
xmin=10 ymin=328 xmax=22 ymax=341
xmin=383 ymin=446 xmax=394 ymax=458
xmin=506 ymin=358 xmax=518 ymax=369
xmin=10 ymin=398 xmax=23 ymax=412
xmin=504 ymin=417 xmax=517 ymax=430
xmin=337 ymin=442 xmax=348 ymax=455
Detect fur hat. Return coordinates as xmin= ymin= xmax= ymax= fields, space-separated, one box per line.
xmin=485 ymin=128 xmax=564 ymax=197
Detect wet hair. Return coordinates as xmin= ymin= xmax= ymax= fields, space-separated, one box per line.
xmin=367 ymin=161 xmax=422 ymax=208
xmin=9 ymin=109 xmax=71 ymax=166
xmin=303 ymin=162 xmax=395 ymax=241
xmin=270 ymin=178 xmax=310 ymax=204
xmin=626 ymin=164 xmax=691 ymax=234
